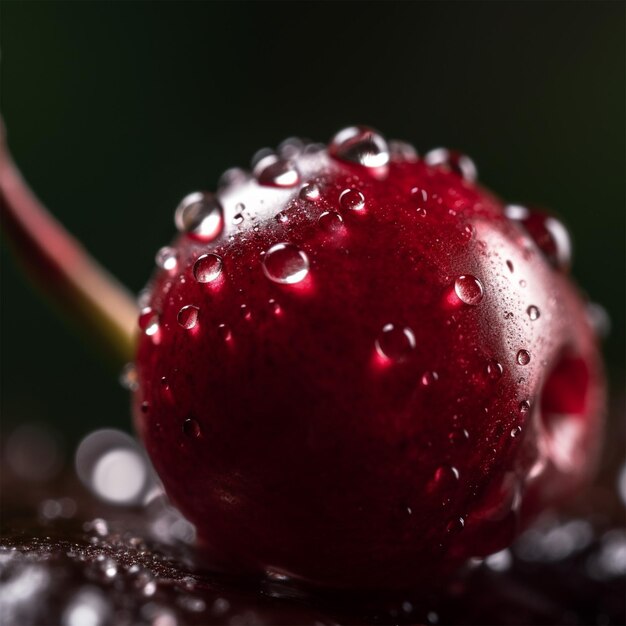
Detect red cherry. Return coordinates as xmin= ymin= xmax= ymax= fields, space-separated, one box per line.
xmin=133 ymin=127 xmax=605 ymax=591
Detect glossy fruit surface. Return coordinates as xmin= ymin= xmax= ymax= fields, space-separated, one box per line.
xmin=133 ymin=127 xmax=604 ymax=590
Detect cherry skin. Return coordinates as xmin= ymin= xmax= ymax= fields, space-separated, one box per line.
xmin=133 ymin=128 xmax=604 ymax=591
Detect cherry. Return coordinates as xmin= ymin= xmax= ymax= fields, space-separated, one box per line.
xmin=131 ymin=126 xmax=605 ymax=591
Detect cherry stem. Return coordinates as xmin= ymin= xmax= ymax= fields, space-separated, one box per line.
xmin=0 ymin=122 xmax=138 ymax=369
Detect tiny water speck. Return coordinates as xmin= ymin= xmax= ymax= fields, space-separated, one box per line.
xmin=318 ymin=210 xmax=344 ymax=233
xmin=155 ymin=246 xmax=178 ymax=271
xmin=527 ymin=305 xmax=540 ymax=321
xmin=299 ymin=182 xmax=321 ymax=201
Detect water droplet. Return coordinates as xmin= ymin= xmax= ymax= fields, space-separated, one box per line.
xmin=277 ymin=136 xmax=305 ymax=159
xmin=262 ymin=242 xmax=309 ymax=284
xmin=519 ymin=400 xmax=531 ymax=413
xmin=433 ymin=465 xmax=460 ymax=489
xmin=183 ymin=418 xmax=201 ymax=439
xmin=155 ymin=246 xmax=178 ymax=271
xmin=510 ymin=425 xmax=522 ymax=438
xmin=506 ymin=206 xmax=572 ymax=271
xmin=375 ymin=324 xmax=416 ymax=362
xmin=218 ymin=167 xmax=249 ymax=188
xmin=517 ymin=349 xmax=531 ymax=365
xmin=527 ymin=305 xmax=540 ymax=321
xmin=421 ymin=371 xmax=439 ymax=386
xmin=299 ymin=182 xmax=321 ymax=201
xmin=119 ymin=363 xmax=139 ymax=391
xmin=193 ymin=253 xmax=223 ymax=283
xmin=506 ymin=260 xmax=514 ymax=273
xmin=449 ymin=427 xmax=470 ymax=444
xmin=275 ymin=211 xmax=289 ymax=224
xmin=446 ymin=516 xmax=465 ymax=534
xmin=268 ymin=299 xmax=281 ymax=315
xmin=239 ymin=304 xmax=252 ymax=320
xmin=425 ymin=148 xmax=477 ymax=182
xmin=389 ymin=139 xmax=418 ymax=161
xmin=486 ymin=359 xmax=503 ymax=380
xmin=138 ymin=307 xmax=159 ymax=336
xmin=217 ymin=323 xmax=231 ymax=341
xmin=232 ymin=213 xmax=244 ymax=225
xmin=329 ymin=125 xmax=390 ymax=168
xmin=339 ymin=188 xmax=365 ymax=211
xmin=175 ymin=192 xmax=223 ymax=242
xmin=454 ymin=275 xmax=484 ymax=305
xmin=177 ymin=305 xmax=199 ymax=330
xmin=254 ymin=155 xmax=300 ymax=187
xmin=318 ymin=210 xmax=344 ymax=233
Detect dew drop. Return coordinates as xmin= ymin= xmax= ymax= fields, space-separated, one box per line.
xmin=177 ymin=305 xmax=199 ymax=330
xmin=425 ymin=148 xmax=477 ymax=182
xmin=339 ymin=188 xmax=365 ymax=211
xmin=193 ymin=253 xmax=223 ymax=283
xmin=446 ymin=516 xmax=465 ymax=534
xmin=277 ymin=136 xmax=305 ymax=159
xmin=433 ymin=465 xmax=460 ymax=489
xmin=421 ymin=371 xmax=439 ymax=386
xmin=299 ymin=182 xmax=321 ymax=202
xmin=329 ymin=125 xmax=390 ymax=168
xmin=389 ymin=139 xmax=418 ymax=161
xmin=449 ymin=428 xmax=470 ymax=444
xmin=268 ymin=299 xmax=281 ymax=315
xmin=175 ymin=192 xmax=223 ymax=242
xmin=138 ymin=308 xmax=159 ymax=336
xmin=239 ymin=304 xmax=252 ymax=320
xmin=262 ymin=242 xmax=309 ymax=284
xmin=454 ymin=275 xmax=484 ymax=305
xmin=318 ymin=210 xmax=344 ymax=233
xmin=232 ymin=213 xmax=244 ymax=225
xmin=510 ymin=425 xmax=522 ymax=438
xmin=486 ymin=359 xmax=503 ymax=380
xmin=218 ymin=167 xmax=249 ymax=188
xmin=505 ymin=206 xmax=572 ymax=271
xmin=517 ymin=349 xmax=531 ymax=366
xmin=183 ymin=418 xmax=201 ymax=439
xmin=375 ymin=324 xmax=416 ymax=362
xmin=254 ymin=155 xmax=300 ymax=188
xmin=519 ymin=400 xmax=531 ymax=414
xmin=155 ymin=246 xmax=178 ymax=271
xmin=217 ymin=323 xmax=231 ymax=341
xmin=527 ymin=305 xmax=540 ymax=321
xmin=275 ymin=211 xmax=288 ymax=224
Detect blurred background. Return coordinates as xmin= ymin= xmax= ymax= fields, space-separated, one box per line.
xmin=1 ymin=1 xmax=624 ymax=449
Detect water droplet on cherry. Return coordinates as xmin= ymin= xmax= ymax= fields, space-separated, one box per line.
xmin=329 ymin=126 xmax=390 ymax=168
xmin=375 ymin=324 xmax=416 ymax=362
xmin=517 ymin=349 xmax=531 ymax=366
xmin=510 ymin=426 xmax=522 ymax=438
xmin=183 ymin=418 xmax=201 ymax=439
xmin=193 ymin=253 xmax=223 ymax=283
xmin=318 ymin=210 xmax=344 ymax=233
xmin=339 ymin=188 xmax=365 ymax=211
xmin=155 ymin=246 xmax=178 ymax=271
xmin=433 ymin=465 xmax=460 ymax=489
xmin=486 ymin=360 xmax=503 ymax=380
xmin=177 ymin=305 xmax=199 ymax=330
xmin=262 ymin=243 xmax=309 ymax=284
xmin=519 ymin=400 xmax=531 ymax=414
xmin=254 ymin=155 xmax=300 ymax=188
xmin=175 ymin=192 xmax=223 ymax=242
xmin=454 ymin=275 xmax=484 ymax=305
xmin=425 ymin=148 xmax=477 ymax=182
xmin=389 ymin=139 xmax=418 ymax=161
xmin=446 ymin=516 xmax=465 ymax=534
xmin=299 ymin=182 xmax=321 ymax=202
xmin=421 ymin=371 xmax=439 ymax=386
xmin=527 ymin=305 xmax=540 ymax=321
xmin=139 ymin=308 xmax=159 ymax=336
xmin=275 ymin=211 xmax=288 ymax=224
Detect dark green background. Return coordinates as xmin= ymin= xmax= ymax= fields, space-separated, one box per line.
xmin=1 ymin=1 xmax=624 ymax=446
